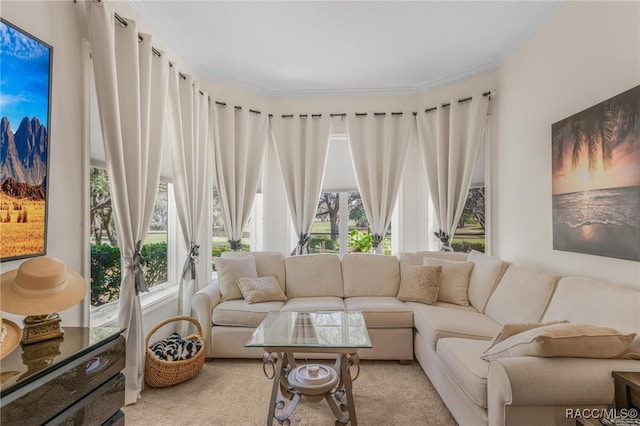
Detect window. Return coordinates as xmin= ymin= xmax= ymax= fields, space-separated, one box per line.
xmin=310 ymin=191 xmax=391 ymax=255
xmin=311 ymin=192 xmax=340 ymax=254
xmin=451 ymin=128 xmax=488 ymax=253
xmin=89 ymin=166 xmax=170 ymax=308
xmin=452 ymin=187 xmax=486 ymax=253
xmin=310 ymin=136 xmax=392 ymax=256
xmin=87 ymin=50 xmax=177 ymax=327
xmin=211 ymin=187 xmax=258 ymax=271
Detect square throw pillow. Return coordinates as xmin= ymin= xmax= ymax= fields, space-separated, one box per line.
xmin=423 ymin=257 xmax=474 ymax=306
xmin=488 ymin=320 xmax=569 ymax=347
xmin=397 ymin=264 xmax=442 ymax=304
xmin=481 ymin=323 xmax=636 ymax=361
xmin=237 ymin=275 xmax=287 ymax=304
xmin=214 ymin=255 xmax=258 ymax=301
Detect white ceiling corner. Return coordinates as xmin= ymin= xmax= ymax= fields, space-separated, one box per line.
xmin=127 ymin=0 xmax=565 ymax=98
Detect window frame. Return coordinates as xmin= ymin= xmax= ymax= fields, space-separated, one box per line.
xmin=311 ymin=134 xmax=396 ymax=256
xmin=88 ymin=164 xmax=181 ymax=327
xmin=84 ymin=45 xmax=180 ymax=327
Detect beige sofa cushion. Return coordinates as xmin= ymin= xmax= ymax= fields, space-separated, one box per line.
xmin=212 ymin=300 xmax=285 ymax=327
xmin=489 ymin=320 xmax=568 ymax=347
xmin=285 ymin=254 xmax=343 ymax=298
xmin=411 ymin=303 xmax=500 ymax=348
xmin=437 ymin=338 xmax=492 ymax=408
xmin=280 ymin=296 xmax=345 ymax=312
xmin=481 ymin=323 xmax=636 ymax=361
xmin=397 ymin=265 xmax=442 ymax=304
xmin=484 ymin=265 xmax=557 ymax=325
xmin=466 ymin=250 xmax=509 ymax=313
xmin=344 ymin=296 xmax=414 ymax=328
xmin=423 ymin=257 xmax=474 ymax=306
xmin=543 ymin=276 xmax=640 ymax=352
xmin=237 ymin=276 xmax=287 ymax=304
xmin=342 ymin=253 xmax=400 ymax=297
xmin=400 ymin=251 xmax=468 ymax=265
xmin=215 ymin=255 xmax=258 ymax=301
xmin=221 ymin=251 xmax=286 ymax=292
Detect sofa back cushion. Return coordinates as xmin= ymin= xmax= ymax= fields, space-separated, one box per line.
xmin=215 ymin=255 xmax=258 ymax=301
xmin=221 ymin=251 xmax=286 ymax=292
xmin=342 ymin=253 xmax=400 ymax=297
xmin=400 ymin=251 xmax=468 ymax=265
xmin=285 ymin=254 xmax=343 ymax=298
xmin=466 ymin=250 xmax=510 ymax=313
xmin=484 ymin=265 xmax=557 ymax=325
xmin=542 ymin=277 xmax=640 ymax=351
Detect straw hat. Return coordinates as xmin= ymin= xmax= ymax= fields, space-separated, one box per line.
xmin=0 ymin=257 xmax=87 ymax=316
xmin=0 ymin=312 xmax=20 ymax=359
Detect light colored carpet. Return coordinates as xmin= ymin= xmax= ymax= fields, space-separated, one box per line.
xmin=123 ymin=359 xmax=457 ymax=426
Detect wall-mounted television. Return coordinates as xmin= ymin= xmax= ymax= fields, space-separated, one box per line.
xmin=0 ymin=18 xmax=53 ymax=262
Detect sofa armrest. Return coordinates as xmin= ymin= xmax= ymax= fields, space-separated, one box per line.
xmin=192 ymin=278 xmax=220 ymax=357
xmin=487 ymin=357 xmax=640 ymax=426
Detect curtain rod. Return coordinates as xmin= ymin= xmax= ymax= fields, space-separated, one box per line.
xmin=269 ymin=91 xmax=493 ymax=118
xmin=424 ymin=91 xmax=492 ymax=113
xmin=215 ymin=101 xmax=263 ymax=115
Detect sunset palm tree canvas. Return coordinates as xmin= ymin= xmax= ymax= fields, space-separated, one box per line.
xmin=552 ymin=85 xmax=640 ymax=261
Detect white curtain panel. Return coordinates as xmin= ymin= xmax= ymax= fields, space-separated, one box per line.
xmin=346 ymin=113 xmax=414 ymax=254
xmin=270 ymin=115 xmax=333 ymax=254
xmin=213 ymin=105 xmax=268 ymax=249
xmin=416 ymin=94 xmax=489 ymax=250
xmin=86 ymin=1 xmax=168 ymax=405
xmin=167 ymin=70 xmax=210 ymax=334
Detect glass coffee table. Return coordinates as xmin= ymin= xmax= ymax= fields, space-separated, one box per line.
xmin=246 ymin=311 xmax=372 ymax=426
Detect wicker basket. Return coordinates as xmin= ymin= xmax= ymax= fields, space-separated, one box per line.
xmin=144 ymin=316 xmax=205 ymax=388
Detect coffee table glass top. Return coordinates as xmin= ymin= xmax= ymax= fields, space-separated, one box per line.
xmin=246 ymin=311 xmax=372 ymax=349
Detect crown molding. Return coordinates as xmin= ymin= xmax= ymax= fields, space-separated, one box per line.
xmin=415 ymin=61 xmax=499 ymax=93
xmin=197 ymin=68 xmax=274 ymax=97
xmin=495 ymin=1 xmax=566 ymax=65
xmin=268 ymin=86 xmax=420 ymax=99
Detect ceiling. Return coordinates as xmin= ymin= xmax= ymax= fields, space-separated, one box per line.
xmin=128 ymin=1 xmax=564 ymax=97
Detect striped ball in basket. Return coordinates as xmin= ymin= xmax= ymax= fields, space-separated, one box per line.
xmin=145 ymin=316 xmax=205 ymax=388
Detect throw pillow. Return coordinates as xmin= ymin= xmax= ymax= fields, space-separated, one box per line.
xmin=237 ymin=275 xmax=288 ymax=304
xmin=397 ymin=264 xmax=442 ymax=304
xmin=214 ymin=255 xmax=258 ymax=301
xmin=481 ymin=322 xmax=636 ymax=361
xmin=488 ymin=320 xmax=569 ymax=347
xmin=423 ymin=257 xmax=474 ymax=306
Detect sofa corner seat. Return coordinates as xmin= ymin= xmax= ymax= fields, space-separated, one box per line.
xmin=192 ymin=250 xmax=640 ymax=426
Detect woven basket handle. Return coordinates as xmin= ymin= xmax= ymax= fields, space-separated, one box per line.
xmin=145 ymin=316 xmax=203 ymax=348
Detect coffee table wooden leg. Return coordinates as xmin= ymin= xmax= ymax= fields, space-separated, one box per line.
xmin=341 ymin=354 xmax=358 ymax=426
xmin=267 ymin=353 xmax=283 ymax=426
xmin=335 ymin=353 xmax=358 ymax=426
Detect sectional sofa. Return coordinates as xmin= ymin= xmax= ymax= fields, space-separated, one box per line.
xmin=192 ymin=251 xmax=640 ymax=426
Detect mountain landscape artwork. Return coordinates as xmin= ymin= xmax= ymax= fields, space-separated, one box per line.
xmin=0 ymin=19 xmax=52 ymax=261
xmin=552 ymin=85 xmax=640 ymax=261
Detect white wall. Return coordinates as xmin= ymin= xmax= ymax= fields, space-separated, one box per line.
xmin=496 ymin=1 xmax=640 ymax=289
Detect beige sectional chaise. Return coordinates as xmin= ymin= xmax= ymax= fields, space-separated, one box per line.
xmin=192 ymin=250 xmax=640 ymax=426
